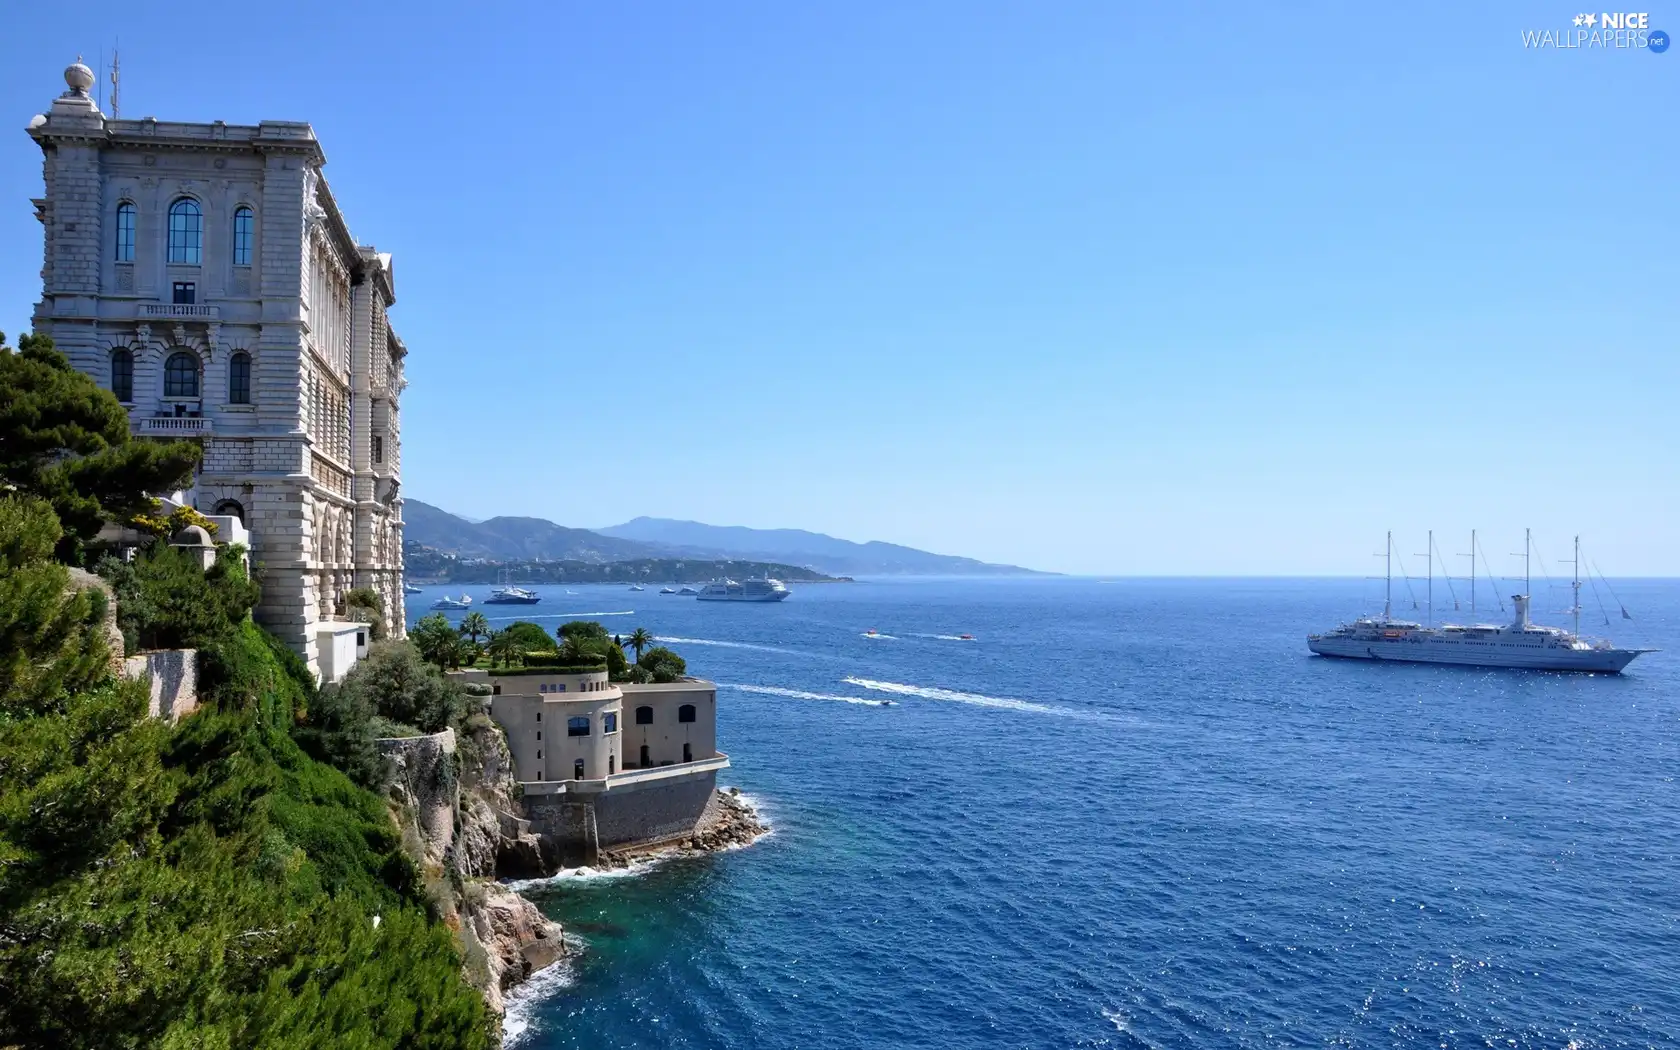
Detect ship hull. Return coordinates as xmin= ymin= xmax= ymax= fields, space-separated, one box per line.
xmin=1307 ymin=637 xmax=1643 ymax=673
xmin=696 ymin=592 xmax=790 ymax=602
xmin=483 ymin=596 xmax=541 ymax=605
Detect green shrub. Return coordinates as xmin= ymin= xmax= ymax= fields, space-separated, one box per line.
xmin=639 ymin=645 xmax=688 ymax=683
xmin=336 ymin=640 xmax=464 ymax=734
xmin=96 ymin=541 xmax=259 ymax=652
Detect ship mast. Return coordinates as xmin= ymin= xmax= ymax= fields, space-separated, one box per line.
xmin=1385 ymin=530 xmax=1392 ymax=620
xmin=1469 ymin=529 xmax=1475 ymax=617
xmin=1572 ymin=534 xmax=1582 ymax=639
xmin=1426 ymin=529 xmax=1433 ymax=628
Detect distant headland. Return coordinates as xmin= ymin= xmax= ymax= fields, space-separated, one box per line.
xmin=405 ymin=500 xmax=1050 ymax=577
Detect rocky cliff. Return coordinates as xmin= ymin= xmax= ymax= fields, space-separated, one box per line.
xmin=379 ymin=716 xmax=564 ymax=1027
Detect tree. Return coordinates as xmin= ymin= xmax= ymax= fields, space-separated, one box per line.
xmin=96 ymin=543 xmax=260 ymax=652
xmin=0 ymin=496 xmax=113 ymax=717
xmin=485 ymin=628 xmax=520 ymax=669
xmin=499 ymin=621 xmax=555 ymax=655
xmin=334 ymin=639 xmax=463 ymax=734
xmin=345 ymin=586 xmax=386 ymax=641
xmin=459 ymin=611 xmax=489 ymax=648
xmin=626 ymin=627 xmax=653 ymax=663
xmin=0 ymin=332 xmax=200 ymax=561
xmin=558 ymin=635 xmax=590 ymax=664
xmin=639 ymin=645 xmax=687 ymax=683
xmin=557 ymin=620 xmax=610 ymax=646
xmin=410 ymin=613 xmax=459 ymax=672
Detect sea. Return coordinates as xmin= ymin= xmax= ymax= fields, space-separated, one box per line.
xmin=403 ymin=577 xmax=1680 ymax=1050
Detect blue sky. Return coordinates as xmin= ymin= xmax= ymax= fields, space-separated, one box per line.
xmin=2 ymin=2 xmax=1674 ymax=574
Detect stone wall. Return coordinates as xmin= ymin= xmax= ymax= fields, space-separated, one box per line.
xmin=122 ymin=649 xmax=199 ymax=721
xmin=522 ymin=769 xmax=718 ymax=866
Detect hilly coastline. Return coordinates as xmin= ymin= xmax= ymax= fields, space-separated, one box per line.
xmin=404 ymin=500 xmax=1044 ymax=577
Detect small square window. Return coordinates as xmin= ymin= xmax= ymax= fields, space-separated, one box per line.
xmin=172 ymin=282 xmax=196 ymax=305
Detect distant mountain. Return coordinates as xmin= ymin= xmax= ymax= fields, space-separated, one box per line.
xmin=404 ymin=501 xmax=1044 ymax=576
xmin=596 ymin=517 xmax=1045 ymax=576
xmin=404 ymin=500 xmax=664 ymax=563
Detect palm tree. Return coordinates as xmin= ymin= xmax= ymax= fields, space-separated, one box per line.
xmin=486 ymin=628 xmax=519 ymax=669
xmin=558 ymin=636 xmax=589 ymax=664
xmin=626 ymin=627 xmax=653 ymax=664
xmin=459 ymin=611 xmax=489 ymax=648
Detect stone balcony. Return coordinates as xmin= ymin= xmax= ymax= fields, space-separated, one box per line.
xmin=133 ymin=415 xmax=214 ymax=437
xmin=138 ymin=302 xmax=220 ymax=321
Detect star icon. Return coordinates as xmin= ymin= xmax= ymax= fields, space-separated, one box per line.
xmin=1584 ymin=12 xmax=1598 ymax=26
xmin=1574 ymin=13 xmax=1585 ymax=25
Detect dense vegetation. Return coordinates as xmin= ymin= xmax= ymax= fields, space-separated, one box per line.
xmin=403 ymin=543 xmax=844 ymax=584
xmin=410 ymin=612 xmax=689 ymax=683
xmin=0 ymin=334 xmax=492 ymax=1049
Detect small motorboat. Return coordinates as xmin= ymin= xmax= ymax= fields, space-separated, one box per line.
xmin=958 ymin=633 xmax=974 ymax=641
xmin=629 ymin=584 xmax=645 ymax=592
xmin=431 ymin=594 xmax=472 ymax=610
xmin=565 ymin=589 xmax=579 ymax=596
xmin=678 ymin=586 xmax=698 ymax=595
xmin=403 ymin=583 xmax=423 ymax=595
xmin=660 ymin=587 xmax=678 ymax=595
xmin=864 ymin=628 xmax=879 ymax=637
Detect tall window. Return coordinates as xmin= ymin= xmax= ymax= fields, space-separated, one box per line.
xmin=233 ymin=206 xmax=254 ymax=266
xmin=167 ymin=198 xmax=202 ymax=264
xmin=115 ymin=201 xmax=136 ymax=262
xmin=164 ymin=351 xmax=199 ymax=398
xmin=603 ymin=712 xmax=618 ymax=734
xmin=110 ymin=349 xmax=133 ymax=401
xmin=229 ymin=352 xmax=251 ymax=404
xmin=372 ymin=435 xmax=383 ymax=463
xmin=635 ymin=706 xmax=653 ymax=725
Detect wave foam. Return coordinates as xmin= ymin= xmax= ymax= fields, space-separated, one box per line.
xmin=843 ymin=677 xmax=1102 ymax=719
xmin=657 ymin=635 xmax=803 ymax=656
xmin=503 ymin=857 xmax=664 ymax=892
xmin=484 ymin=610 xmax=636 ymax=622
xmin=721 ymin=683 xmax=891 ymax=707
xmin=501 ymin=956 xmax=576 ymax=1045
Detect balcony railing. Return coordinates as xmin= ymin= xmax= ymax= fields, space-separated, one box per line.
xmin=139 ymin=303 xmax=220 ymax=320
xmin=133 ymin=416 xmax=214 ymax=437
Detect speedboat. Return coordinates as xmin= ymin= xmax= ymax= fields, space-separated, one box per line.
xmin=629 ymin=584 xmax=645 ymax=592
xmin=865 ymin=628 xmax=879 ymax=637
xmin=678 ymin=586 xmax=699 ymax=595
xmin=959 ymin=633 xmax=974 ymax=641
xmin=660 ymin=587 xmax=677 ymax=595
xmin=431 ymin=594 xmax=472 ymax=610
xmin=485 ymin=585 xmax=540 ymax=605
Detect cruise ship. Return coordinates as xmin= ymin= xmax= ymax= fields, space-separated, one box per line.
xmin=1309 ymin=532 xmax=1655 ymax=673
xmin=696 ymin=577 xmax=791 ymax=602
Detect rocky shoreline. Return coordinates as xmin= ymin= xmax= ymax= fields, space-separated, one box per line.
xmin=598 ymin=787 xmax=770 ymax=866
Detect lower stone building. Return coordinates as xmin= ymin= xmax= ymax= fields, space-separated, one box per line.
xmin=474 ymin=664 xmax=729 ymax=865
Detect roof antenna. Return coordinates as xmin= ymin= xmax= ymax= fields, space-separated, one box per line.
xmin=110 ymin=42 xmax=121 ymax=118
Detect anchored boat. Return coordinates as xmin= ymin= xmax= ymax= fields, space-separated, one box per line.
xmin=1309 ymin=531 xmax=1655 ymax=673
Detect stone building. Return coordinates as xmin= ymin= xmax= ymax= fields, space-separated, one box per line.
xmin=25 ymin=61 xmax=406 ymax=677
xmin=478 ymin=665 xmax=729 ymax=864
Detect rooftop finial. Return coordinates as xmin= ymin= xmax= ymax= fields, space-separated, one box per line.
xmin=63 ymin=57 xmax=95 ymax=98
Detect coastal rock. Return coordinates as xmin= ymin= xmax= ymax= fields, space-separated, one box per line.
xmin=377 ymin=728 xmax=457 ymax=867
xmin=461 ymin=881 xmax=565 ymax=1017
xmin=599 ymin=787 xmax=769 ymax=867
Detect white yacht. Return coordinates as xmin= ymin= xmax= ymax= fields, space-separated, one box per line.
xmin=431 ymin=594 xmax=472 ymax=610
xmin=403 ymin=583 xmax=423 ymax=595
xmin=485 ymin=585 xmax=540 ymax=605
xmin=1309 ymin=531 xmax=1655 ymax=673
xmin=696 ymin=577 xmax=791 ymax=602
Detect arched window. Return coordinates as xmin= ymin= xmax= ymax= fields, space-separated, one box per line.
xmin=635 ymin=705 xmax=653 ymax=725
xmin=678 ymin=704 xmax=696 ymax=724
xmin=228 ymin=351 xmax=251 ymax=404
xmin=164 ymin=351 xmax=199 ymax=397
xmin=233 ymin=206 xmax=254 ymax=266
xmin=168 ymin=198 xmax=202 ymax=264
xmin=110 ymin=348 xmax=133 ymax=402
xmin=115 ymin=201 xmax=136 ymax=262
xmin=213 ymin=499 xmax=244 ymax=524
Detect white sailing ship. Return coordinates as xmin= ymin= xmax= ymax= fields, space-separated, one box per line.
xmin=1308 ymin=531 xmax=1655 ymax=673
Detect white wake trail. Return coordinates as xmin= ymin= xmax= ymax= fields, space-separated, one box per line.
xmin=843 ymin=677 xmax=1105 ymax=720
xmin=722 ymin=683 xmax=892 ymax=707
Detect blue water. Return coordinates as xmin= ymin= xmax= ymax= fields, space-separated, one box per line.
xmin=406 ymin=578 xmax=1680 ymax=1049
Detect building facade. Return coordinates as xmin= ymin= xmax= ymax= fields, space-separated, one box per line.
xmin=480 ymin=667 xmax=728 ymax=864
xmin=26 ymin=61 xmax=406 ymax=676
